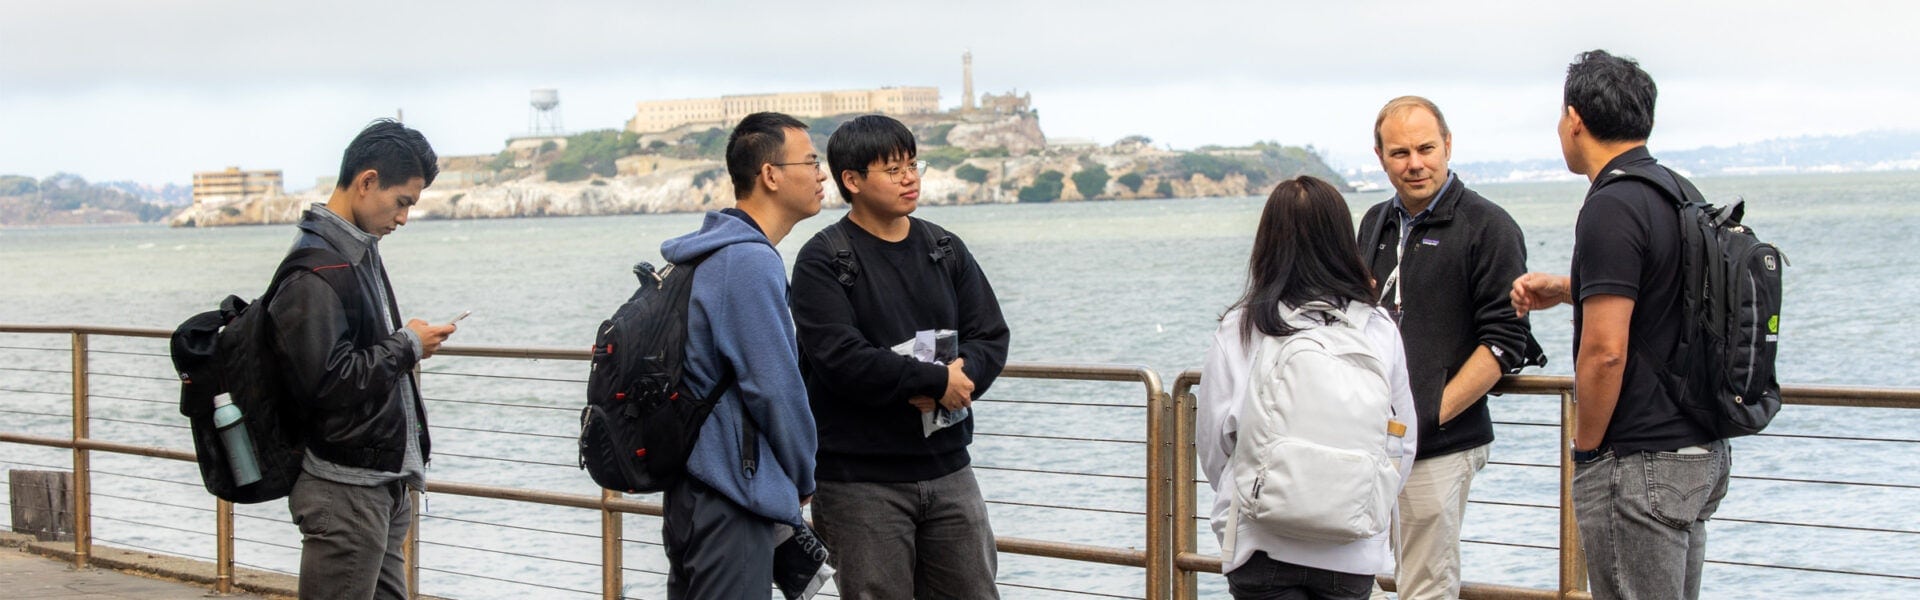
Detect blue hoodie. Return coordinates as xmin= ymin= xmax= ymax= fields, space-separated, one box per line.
xmin=661 ymin=211 xmax=818 ymax=526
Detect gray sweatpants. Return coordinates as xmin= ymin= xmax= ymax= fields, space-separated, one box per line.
xmin=662 ymin=475 xmax=778 ymax=598
xmin=288 ymin=472 xmax=412 ymax=600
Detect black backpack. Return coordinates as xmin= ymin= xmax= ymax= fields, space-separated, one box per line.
xmin=581 ymin=254 xmax=738 ymax=494
xmin=170 ymin=248 xmax=360 ymax=503
xmin=1599 ymin=165 xmax=1786 ymax=438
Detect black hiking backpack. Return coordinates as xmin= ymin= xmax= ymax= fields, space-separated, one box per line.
xmin=170 ymin=247 xmax=360 ymax=503
xmin=581 ymin=254 xmax=737 ymax=494
xmin=1598 ymin=165 xmax=1787 ymax=438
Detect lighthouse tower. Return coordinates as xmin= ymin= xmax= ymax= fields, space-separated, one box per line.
xmin=962 ymin=51 xmax=976 ymax=112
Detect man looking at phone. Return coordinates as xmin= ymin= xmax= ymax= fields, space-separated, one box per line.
xmin=271 ymin=119 xmax=455 ymax=599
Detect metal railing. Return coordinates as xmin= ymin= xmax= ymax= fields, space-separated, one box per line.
xmin=3 ymin=323 xmax=1918 ymax=599
xmin=1166 ymin=371 xmax=1920 ymax=599
xmin=0 ymin=324 xmax=1167 ymax=599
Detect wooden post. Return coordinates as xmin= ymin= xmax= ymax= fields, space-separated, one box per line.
xmin=7 ymin=470 xmax=73 ymax=541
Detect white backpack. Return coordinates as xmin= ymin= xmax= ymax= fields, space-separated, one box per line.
xmin=1224 ymin=301 xmax=1406 ymax=550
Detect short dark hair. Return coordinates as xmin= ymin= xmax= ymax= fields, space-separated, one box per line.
xmin=1232 ymin=176 xmax=1377 ymax=343
xmin=827 ymin=115 xmax=917 ymax=201
xmin=726 ymin=112 xmax=810 ymax=200
xmin=335 ymin=119 xmax=438 ymax=190
xmin=1564 ymin=49 xmax=1658 ymax=143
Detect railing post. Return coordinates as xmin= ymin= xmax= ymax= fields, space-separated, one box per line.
xmin=1145 ymin=381 xmax=1169 ymax=600
xmin=602 ymin=489 xmax=623 ymax=600
xmin=1172 ymin=381 xmax=1200 ymax=600
xmin=1558 ymin=391 xmax=1587 ymax=598
xmin=216 ymin=499 xmax=235 ymax=594
xmin=407 ymin=489 xmax=421 ymax=599
xmin=70 ymin=332 xmax=91 ymax=569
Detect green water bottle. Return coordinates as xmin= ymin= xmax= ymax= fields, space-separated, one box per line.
xmin=211 ymin=394 xmax=262 ymax=486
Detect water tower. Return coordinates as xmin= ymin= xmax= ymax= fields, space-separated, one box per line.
xmin=528 ymin=88 xmax=563 ymax=136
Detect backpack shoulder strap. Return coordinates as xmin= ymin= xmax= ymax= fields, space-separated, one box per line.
xmin=266 ymin=248 xmax=362 ymax=334
xmin=917 ymin=219 xmax=962 ymax=281
xmin=1597 ymin=163 xmax=1704 ymax=208
xmin=824 ymin=221 xmax=860 ymax=287
xmin=270 ymin=247 xmax=363 ymax=322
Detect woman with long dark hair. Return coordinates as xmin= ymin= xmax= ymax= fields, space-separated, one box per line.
xmin=1196 ymin=176 xmax=1418 ymax=599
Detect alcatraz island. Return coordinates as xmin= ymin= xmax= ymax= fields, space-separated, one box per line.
xmin=4 ymin=53 xmax=1348 ymax=228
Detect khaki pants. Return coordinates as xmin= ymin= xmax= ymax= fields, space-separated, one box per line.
xmin=1372 ymin=443 xmax=1489 ymax=600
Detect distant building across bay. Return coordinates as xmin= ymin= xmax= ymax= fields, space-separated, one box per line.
xmin=192 ymin=167 xmax=282 ymax=202
xmin=627 ymin=86 xmax=940 ymax=134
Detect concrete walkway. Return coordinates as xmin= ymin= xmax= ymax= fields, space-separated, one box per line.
xmin=0 ymin=548 xmax=268 ymax=599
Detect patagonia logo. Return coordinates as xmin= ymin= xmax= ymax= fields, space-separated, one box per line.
xmin=1421 ymin=238 xmax=1439 ymax=246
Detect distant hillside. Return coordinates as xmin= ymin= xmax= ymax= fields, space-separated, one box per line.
xmin=1661 ymin=130 xmax=1920 ymax=175
xmin=0 ymin=173 xmax=178 ymax=226
xmin=1347 ymin=130 xmax=1920 ymax=187
xmin=174 ymin=112 xmax=1350 ymax=226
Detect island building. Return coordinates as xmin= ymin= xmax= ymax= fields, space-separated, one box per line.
xmin=627 ymin=87 xmax=940 ymax=134
xmin=191 ymin=167 xmax=282 ymax=202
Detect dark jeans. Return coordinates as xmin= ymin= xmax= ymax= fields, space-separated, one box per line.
xmin=1226 ymin=551 xmax=1373 ymax=600
xmin=812 ymin=466 xmax=998 ymax=599
xmin=287 ymin=472 xmax=411 ymax=600
xmin=1574 ymin=439 xmax=1731 ymax=600
xmin=662 ymin=475 xmax=778 ymax=599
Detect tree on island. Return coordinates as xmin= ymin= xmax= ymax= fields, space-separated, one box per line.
xmin=1072 ymin=164 xmax=1110 ymax=200
xmin=955 ymin=163 xmax=990 ymax=184
xmin=1018 ymin=170 xmax=1066 ymax=203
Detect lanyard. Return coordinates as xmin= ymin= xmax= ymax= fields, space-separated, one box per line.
xmin=1378 ymin=210 xmax=1424 ymax=321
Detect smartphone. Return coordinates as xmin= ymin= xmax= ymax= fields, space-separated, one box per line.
xmin=449 ymin=310 xmax=472 ymax=324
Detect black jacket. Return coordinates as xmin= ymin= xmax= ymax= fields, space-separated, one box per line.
xmin=790 ymin=217 xmax=1011 ymax=482
xmin=267 ymin=209 xmax=429 ymax=472
xmin=1358 ymin=179 xmax=1543 ymax=459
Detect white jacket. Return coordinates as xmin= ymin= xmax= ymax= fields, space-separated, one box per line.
xmin=1197 ymin=304 xmax=1418 ymax=575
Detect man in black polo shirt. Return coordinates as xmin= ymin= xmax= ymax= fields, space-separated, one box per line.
xmin=1511 ymin=50 xmax=1731 ymax=600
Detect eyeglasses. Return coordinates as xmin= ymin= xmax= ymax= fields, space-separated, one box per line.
xmin=859 ymin=160 xmax=928 ymax=183
xmin=771 ymin=159 xmax=824 ymax=172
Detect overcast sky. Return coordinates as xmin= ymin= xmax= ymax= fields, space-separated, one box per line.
xmin=4 ymin=0 xmax=1915 ymax=186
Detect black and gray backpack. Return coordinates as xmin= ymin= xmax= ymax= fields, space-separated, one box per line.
xmin=170 ymin=247 xmax=358 ymax=503
xmin=581 ymin=254 xmax=736 ymax=493
xmin=1599 ymin=164 xmax=1787 ymax=438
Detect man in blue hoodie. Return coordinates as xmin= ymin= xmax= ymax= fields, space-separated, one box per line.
xmin=657 ymin=111 xmax=824 ymax=597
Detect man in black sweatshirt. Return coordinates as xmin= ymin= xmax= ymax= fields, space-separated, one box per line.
xmin=790 ymin=115 xmax=1011 ymax=598
xmin=1358 ymin=97 xmax=1542 ymax=600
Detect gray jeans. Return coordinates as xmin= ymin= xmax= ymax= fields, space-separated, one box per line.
xmin=813 ymin=466 xmax=998 ymax=599
xmin=1573 ymin=439 xmax=1730 ymax=600
xmin=288 ymin=472 xmax=412 ymax=600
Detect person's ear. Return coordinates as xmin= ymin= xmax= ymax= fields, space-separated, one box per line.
xmin=761 ymin=163 xmax=778 ymax=192
xmin=356 ymin=169 xmax=380 ymax=193
xmin=841 ymin=170 xmax=863 ymax=196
